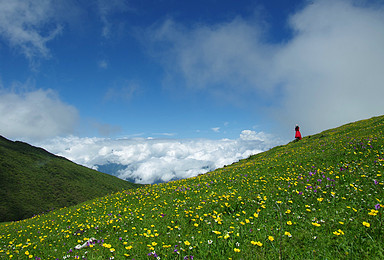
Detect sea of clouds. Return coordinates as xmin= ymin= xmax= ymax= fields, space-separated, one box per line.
xmin=37 ymin=130 xmax=284 ymax=184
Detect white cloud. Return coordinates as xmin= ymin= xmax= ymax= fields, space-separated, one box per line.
xmin=151 ymin=133 xmax=176 ymax=137
xmin=104 ymin=81 xmax=140 ymax=102
xmin=240 ymin=130 xmax=271 ymax=142
xmin=0 ymin=89 xmax=78 ymax=141
xmin=273 ymin=0 xmax=384 ymax=134
xmin=0 ymin=0 xmax=132 ymax=61
xmin=211 ymin=127 xmax=220 ymax=133
xmin=147 ymin=17 xmax=275 ymax=97
xmin=37 ymin=132 xmax=284 ymax=184
xmin=146 ymin=0 xmax=384 ymax=135
xmin=0 ymin=0 xmax=62 ymax=61
xmin=97 ymin=0 xmax=131 ymax=38
xmin=98 ymin=60 xmax=108 ymax=69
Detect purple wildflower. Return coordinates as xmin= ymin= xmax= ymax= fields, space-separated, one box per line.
xmin=375 ymin=204 xmax=380 ymax=210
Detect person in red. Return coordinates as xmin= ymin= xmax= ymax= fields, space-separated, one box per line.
xmin=295 ymin=125 xmax=302 ymax=141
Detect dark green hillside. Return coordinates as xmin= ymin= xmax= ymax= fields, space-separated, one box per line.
xmin=0 ymin=136 xmax=141 ymax=222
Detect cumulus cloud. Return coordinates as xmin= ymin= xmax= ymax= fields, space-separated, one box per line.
xmin=240 ymin=130 xmax=272 ymax=142
xmin=0 ymin=0 xmax=62 ymax=61
xmin=146 ymin=0 xmax=384 ymax=135
xmin=37 ymin=132 xmax=283 ymax=184
xmin=0 ymin=89 xmax=78 ymax=140
xmin=274 ymin=0 xmax=384 ymax=134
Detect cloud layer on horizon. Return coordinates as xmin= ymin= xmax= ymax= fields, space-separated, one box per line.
xmin=36 ymin=130 xmax=283 ymax=184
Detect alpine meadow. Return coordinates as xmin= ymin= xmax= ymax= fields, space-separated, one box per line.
xmin=1 ymin=115 xmax=383 ymax=259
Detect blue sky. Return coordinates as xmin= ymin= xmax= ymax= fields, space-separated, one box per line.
xmin=2 ymin=0 xmax=384 ymax=141
xmin=1 ymin=0 xmax=384 ymax=183
xmin=0 ymin=0 xmax=303 ymax=141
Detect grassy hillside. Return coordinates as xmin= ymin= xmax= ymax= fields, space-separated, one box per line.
xmin=1 ymin=116 xmax=383 ymax=259
xmin=0 ymin=136 xmax=141 ymax=222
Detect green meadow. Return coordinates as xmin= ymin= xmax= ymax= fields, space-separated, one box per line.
xmin=1 ymin=116 xmax=383 ymax=259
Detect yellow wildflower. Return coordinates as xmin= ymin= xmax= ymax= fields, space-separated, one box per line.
xmin=251 ymin=241 xmax=263 ymax=246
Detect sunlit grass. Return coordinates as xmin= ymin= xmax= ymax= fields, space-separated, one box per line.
xmin=1 ymin=116 xmax=383 ymax=259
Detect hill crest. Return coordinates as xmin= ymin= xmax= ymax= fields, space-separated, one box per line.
xmin=0 ymin=135 xmax=141 ymax=222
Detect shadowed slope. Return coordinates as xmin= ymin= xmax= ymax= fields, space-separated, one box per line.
xmin=0 ymin=136 xmax=141 ymax=222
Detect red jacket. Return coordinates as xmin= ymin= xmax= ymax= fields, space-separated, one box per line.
xmin=295 ymin=127 xmax=302 ymax=140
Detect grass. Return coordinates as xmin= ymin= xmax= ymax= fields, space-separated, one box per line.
xmin=1 ymin=115 xmax=383 ymax=259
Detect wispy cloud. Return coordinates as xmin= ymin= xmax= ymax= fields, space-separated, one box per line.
xmin=91 ymin=121 xmax=122 ymax=137
xmin=151 ymin=133 xmax=177 ymax=137
xmin=0 ymin=0 xmax=132 ymax=62
xmin=104 ymin=81 xmax=140 ymax=102
xmin=0 ymin=0 xmax=63 ymax=63
xmin=146 ymin=17 xmax=275 ymax=97
xmin=146 ymin=0 xmax=384 ymax=135
xmin=98 ymin=60 xmax=109 ymax=69
xmin=37 ymin=132 xmax=284 ymax=184
xmin=96 ymin=0 xmax=131 ymax=38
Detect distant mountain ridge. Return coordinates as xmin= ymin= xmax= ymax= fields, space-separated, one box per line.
xmin=0 ymin=135 xmax=141 ymax=222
